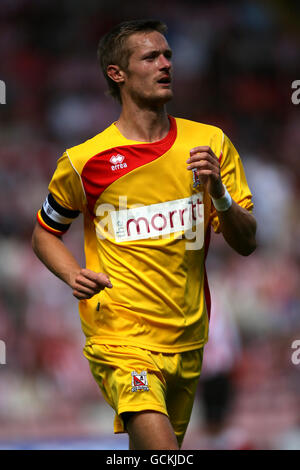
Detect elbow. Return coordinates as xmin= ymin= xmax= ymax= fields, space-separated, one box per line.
xmin=238 ymin=239 xmax=257 ymax=257
xmin=238 ymin=219 xmax=258 ymax=256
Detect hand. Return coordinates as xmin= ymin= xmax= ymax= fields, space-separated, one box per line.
xmin=70 ymin=268 xmax=113 ymax=300
xmin=186 ymin=146 xmax=224 ymax=199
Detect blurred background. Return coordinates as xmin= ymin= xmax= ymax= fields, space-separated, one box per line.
xmin=0 ymin=0 xmax=300 ymax=450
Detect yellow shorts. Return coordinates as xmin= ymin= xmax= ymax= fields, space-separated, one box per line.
xmin=83 ymin=343 xmax=203 ymax=446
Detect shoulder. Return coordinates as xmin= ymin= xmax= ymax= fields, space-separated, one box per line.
xmin=65 ymin=123 xmax=120 ymax=174
xmin=174 ymin=116 xmax=224 ymax=139
xmin=175 ymin=117 xmax=224 ymax=141
xmin=173 ymin=116 xmax=224 ymax=155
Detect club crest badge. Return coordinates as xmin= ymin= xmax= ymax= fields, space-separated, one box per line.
xmin=131 ymin=370 xmax=149 ymax=392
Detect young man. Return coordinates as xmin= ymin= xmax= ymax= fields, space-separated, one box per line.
xmin=32 ymin=20 xmax=257 ymax=450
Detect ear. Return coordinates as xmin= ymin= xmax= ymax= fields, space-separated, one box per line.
xmin=107 ymin=65 xmax=126 ymax=84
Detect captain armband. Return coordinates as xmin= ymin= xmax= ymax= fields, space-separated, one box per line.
xmin=37 ymin=193 xmax=80 ymax=235
xmin=211 ymin=184 xmax=233 ymax=212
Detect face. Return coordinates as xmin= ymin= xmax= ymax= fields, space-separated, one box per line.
xmin=118 ymin=31 xmax=173 ymax=105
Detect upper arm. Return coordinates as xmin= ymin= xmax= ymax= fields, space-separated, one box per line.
xmin=36 ymin=152 xmax=84 ymax=236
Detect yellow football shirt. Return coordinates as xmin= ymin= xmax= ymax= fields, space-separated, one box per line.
xmin=37 ymin=116 xmax=253 ymax=353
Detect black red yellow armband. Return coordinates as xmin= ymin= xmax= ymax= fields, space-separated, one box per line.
xmin=37 ymin=193 xmax=80 ymax=235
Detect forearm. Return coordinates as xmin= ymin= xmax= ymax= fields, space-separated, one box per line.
xmin=217 ymin=200 xmax=257 ymax=256
xmin=32 ymin=222 xmax=113 ymax=299
xmin=32 ymin=222 xmax=80 ymax=289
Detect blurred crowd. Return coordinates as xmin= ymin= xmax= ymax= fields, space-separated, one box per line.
xmin=0 ymin=0 xmax=299 ymax=449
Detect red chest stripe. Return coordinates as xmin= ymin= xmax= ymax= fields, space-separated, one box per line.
xmin=81 ymin=116 xmax=177 ymax=214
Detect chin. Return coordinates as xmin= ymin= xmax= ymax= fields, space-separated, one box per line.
xmin=134 ymin=89 xmax=173 ymax=107
xmin=152 ymin=90 xmax=173 ymax=104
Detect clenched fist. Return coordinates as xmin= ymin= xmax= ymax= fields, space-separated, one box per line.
xmin=186 ymin=146 xmax=224 ymax=199
xmin=71 ymin=268 xmax=113 ymax=300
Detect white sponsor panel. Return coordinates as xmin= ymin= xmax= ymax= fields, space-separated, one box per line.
xmin=109 ymin=193 xmax=204 ymax=246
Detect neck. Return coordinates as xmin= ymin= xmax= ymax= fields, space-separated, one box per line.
xmin=115 ymin=100 xmax=170 ymax=142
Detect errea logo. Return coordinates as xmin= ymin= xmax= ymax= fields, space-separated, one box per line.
xmin=109 ymin=154 xmax=128 ymax=171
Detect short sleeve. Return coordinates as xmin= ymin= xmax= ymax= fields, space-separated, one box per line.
xmin=36 ymin=152 xmax=85 ymax=235
xmin=210 ymin=133 xmax=254 ymax=233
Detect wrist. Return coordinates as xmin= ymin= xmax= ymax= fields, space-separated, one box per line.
xmin=66 ymin=268 xmax=81 ymax=289
xmin=211 ymin=184 xmax=232 ymax=212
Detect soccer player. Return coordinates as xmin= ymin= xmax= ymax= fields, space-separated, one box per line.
xmin=32 ymin=20 xmax=257 ymax=450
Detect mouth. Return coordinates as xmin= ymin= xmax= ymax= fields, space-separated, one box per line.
xmin=157 ymin=76 xmax=172 ymax=86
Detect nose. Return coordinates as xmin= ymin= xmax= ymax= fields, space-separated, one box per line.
xmin=158 ymin=54 xmax=172 ymax=71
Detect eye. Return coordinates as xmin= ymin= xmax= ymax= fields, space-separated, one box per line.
xmin=144 ymin=54 xmax=156 ymax=61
